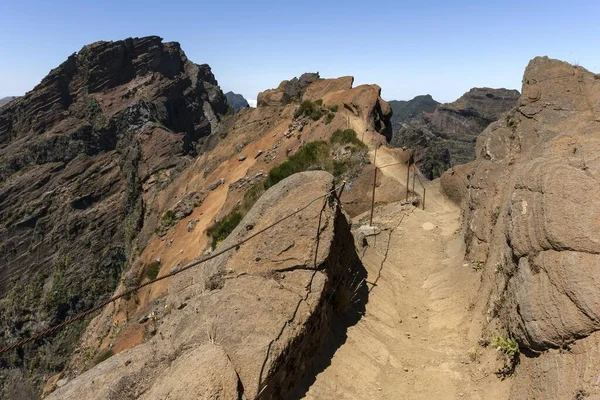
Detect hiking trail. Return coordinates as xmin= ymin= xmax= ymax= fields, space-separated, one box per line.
xmin=303 ymin=118 xmax=509 ymax=399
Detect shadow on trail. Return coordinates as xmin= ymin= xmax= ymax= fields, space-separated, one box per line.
xmin=287 ymin=257 xmax=369 ymax=400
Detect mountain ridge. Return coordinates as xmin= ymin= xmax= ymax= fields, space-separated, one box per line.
xmin=391 ymin=87 xmax=520 ymax=178
xmin=0 ymin=35 xmax=228 ymax=397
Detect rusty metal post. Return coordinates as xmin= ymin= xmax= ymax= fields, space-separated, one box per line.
xmin=412 ymin=167 xmax=416 ymax=202
xmin=422 ymin=187 xmax=426 ymax=210
xmin=405 ymin=160 xmax=411 ymax=202
xmin=370 ymin=145 xmax=379 ymax=226
xmin=370 ymin=167 xmax=378 ymax=226
xmin=337 ymin=180 xmax=347 ymax=201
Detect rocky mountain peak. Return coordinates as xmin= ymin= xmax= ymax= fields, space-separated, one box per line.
xmin=224 ymin=91 xmax=249 ymax=111
xmin=257 ymin=72 xmax=321 ymax=107
xmin=391 ymin=87 xmax=520 ymax=179
xmin=0 ymin=36 xmax=228 ymax=396
xmin=440 ymin=87 xmax=521 ymax=121
xmin=388 ymin=94 xmax=440 ymax=130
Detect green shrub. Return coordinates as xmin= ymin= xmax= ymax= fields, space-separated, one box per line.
xmin=310 ymin=109 xmax=324 ymax=121
xmin=161 ymin=210 xmax=176 ymax=226
xmin=145 ymin=261 xmax=161 ymax=281
xmin=264 ymin=141 xmax=330 ymax=188
xmin=207 ymin=207 xmax=244 ymax=249
xmin=94 ymin=348 xmax=114 ymax=365
xmin=243 ymin=183 xmax=265 ymax=211
xmin=324 ymin=113 xmax=335 ymax=125
xmin=332 ymin=161 xmax=347 ymax=177
xmin=207 ymin=136 xmax=359 ymax=248
xmin=492 ymin=335 xmax=519 ymax=359
xmin=295 ymin=100 xmax=326 ymax=121
xmin=330 ymin=129 xmax=366 ymax=148
xmin=294 ymin=100 xmax=316 ymax=119
xmin=328 ymin=104 xmax=339 ymax=112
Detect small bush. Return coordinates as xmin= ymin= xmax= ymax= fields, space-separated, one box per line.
xmin=161 ymin=210 xmax=176 ymax=226
xmin=243 ymin=183 xmax=265 ymax=211
xmin=332 ymin=161 xmax=347 ymax=177
xmin=295 ymin=99 xmax=326 ymax=121
xmin=324 ymin=113 xmax=335 ymax=125
xmin=330 ymin=129 xmax=366 ymax=148
xmin=94 ymin=348 xmax=114 ymax=365
xmin=491 ymin=206 xmax=501 ymax=225
xmin=205 ymin=271 xmax=225 ymax=291
xmin=145 ymin=261 xmax=161 ymax=281
xmin=310 ymin=109 xmax=324 ymax=121
xmin=492 ymin=335 xmax=519 ymax=359
xmin=471 ymin=260 xmax=484 ymax=271
xmin=492 ymin=334 xmax=519 ymax=376
xmin=207 ymin=207 xmax=244 ymax=249
xmin=294 ymin=100 xmax=316 ymax=119
xmin=328 ymin=104 xmax=339 ymax=112
xmin=264 ymin=141 xmax=330 ymax=188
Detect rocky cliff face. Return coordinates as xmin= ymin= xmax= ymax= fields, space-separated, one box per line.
xmin=441 ymin=57 xmax=600 ymax=399
xmin=391 ymin=88 xmax=519 ymax=179
xmin=224 ymin=91 xmax=249 ymax=111
xmin=0 ymin=36 xmax=227 ymax=397
xmin=257 ymin=72 xmax=321 ymax=107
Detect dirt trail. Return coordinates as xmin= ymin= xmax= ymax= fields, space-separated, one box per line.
xmin=303 ymin=120 xmax=509 ymax=399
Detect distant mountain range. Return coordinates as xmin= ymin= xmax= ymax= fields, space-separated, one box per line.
xmin=388 ymin=94 xmax=439 ymax=131
xmin=389 ymin=89 xmax=520 ymax=179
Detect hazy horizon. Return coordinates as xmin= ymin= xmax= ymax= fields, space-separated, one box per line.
xmin=1 ymin=0 xmax=599 ymax=103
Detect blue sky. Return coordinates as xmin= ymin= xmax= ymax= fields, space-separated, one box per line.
xmin=1 ymin=0 xmax=599 ymax=103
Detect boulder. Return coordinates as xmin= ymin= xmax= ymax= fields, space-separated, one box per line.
xmin=46 ymin=171 xmax=366 ymax=399
xmin=448 ymin=57 xmax=600 ymax=398
xmin=257 ymin=72 xmax=321 ymax=107
xmin=302 ymin=76 xmax=354 ymax=101
xmin=391 ymin=88 xmax=520 ymax=179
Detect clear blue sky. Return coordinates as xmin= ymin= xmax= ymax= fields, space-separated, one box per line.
xmin=1 ymin=0 xmax=599 ymax=103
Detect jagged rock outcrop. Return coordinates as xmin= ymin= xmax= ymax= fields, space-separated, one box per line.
xmin=388 ymin=94 xmax=439 ymax=132
xmin=302 ymin=76 xmax=354 ymax=101
xmin=0 ymin=36 xmax=228 ymax=397
xmin=46 ymin=171 xmax=366 ymax=400
xmin=391 ymin=88 xmax=519 ymax=179
xmin=0 ymin=97 xmax=18 ymax=109
xmin=257 ymin=72 xmax=321 ymax=107
xmin=442 ymin=57 xmax=600 ymax=399
xmin=224 ymin=91 xmax=249 ymax=111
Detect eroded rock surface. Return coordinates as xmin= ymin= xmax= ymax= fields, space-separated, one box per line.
xmin=442 ymin=57 xmax=600 ymax=399
xmin=47 ymin=171 xmax=365 ymax=400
